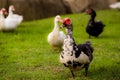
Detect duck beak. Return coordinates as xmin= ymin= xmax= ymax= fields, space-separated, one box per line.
xmin=13 ymin=8 xmax=15 ymax=12
xmin=59 ymin=18 xmax=63 ymax=23
xmin=12 ymin=7 xmax=15 ymax=12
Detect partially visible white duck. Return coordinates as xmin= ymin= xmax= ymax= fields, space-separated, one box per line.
xmin=109 ymin=2 xmax=120 ymax=9
xmin=0 ymin=8 xmax=7 ymax=30
xmin=48 ymin=15 xmax=65 ymax=50
xmin=1 ymin=5 xmax=23 ymax=31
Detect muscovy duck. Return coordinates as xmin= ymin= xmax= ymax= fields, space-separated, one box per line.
xmin=6 ymin=5 xmax=23 ymax=25
xmin=86 ymin=8 xmax=105 ymax=38
xmin=59 ymin=18 xmax=94 ymax=77
xmin=0 ymin=8 xmax=7 ymax=30
xmin=48 ymin=15 xmax=65 ymax=50
xmin=1 ymin=5 xmax=23 ymax=31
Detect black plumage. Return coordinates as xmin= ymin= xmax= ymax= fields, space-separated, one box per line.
xmin=76 ymin=41 xmax=94 ymax=61
xmin=60 ymin=18 xmax=94 ymax=77
xmin=86 ymin=8 xmax=105 ymax=38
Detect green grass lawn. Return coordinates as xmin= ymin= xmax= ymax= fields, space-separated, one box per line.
xmin=0 ymin=9 xmax=120 ymax=80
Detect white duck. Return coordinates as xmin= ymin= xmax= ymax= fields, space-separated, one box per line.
xmin=6 ymin=5 xmax=23 ymax=24
xmin=48 ymin=15 xmax=65 ymax=49
xmin=0 ymin=8 xmax=7 ymax=30
xmin=2 ymin=5 xmax=23 ymax=31
xmin=109 ymin=2 xmax=120 ymax=9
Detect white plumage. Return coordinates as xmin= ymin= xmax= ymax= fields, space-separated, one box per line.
xmin=6 ymin=5 xmax=23 ymax=24
xmin=109 ymin=2 xmax=120 ymax=9
xmin=48 ymin=15 xmax=65 ymax=49
xmin=0 ymin=8 xmax=7 ymax=30
xmin=1 ymin=5 xmax=23 ymax=31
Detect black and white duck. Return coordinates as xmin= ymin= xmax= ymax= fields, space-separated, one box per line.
xmin=59 ymin=18 xmax=94 ymax=77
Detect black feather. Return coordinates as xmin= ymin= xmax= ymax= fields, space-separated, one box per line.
xmin=76 ymin=41 xmax=94 ymax=61
xmin=86 ymin=8 xmax=105 ymax=38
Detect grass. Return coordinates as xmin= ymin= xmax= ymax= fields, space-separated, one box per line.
xmin=0 ymin=9 xmax=120 ymax=80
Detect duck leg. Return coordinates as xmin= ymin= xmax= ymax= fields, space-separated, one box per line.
xmin=84 ymin=64 xmax=89 ymax=76
xmin=70 ymin=69 xmax=75 ymax=78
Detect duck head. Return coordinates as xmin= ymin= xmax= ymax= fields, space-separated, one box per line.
xmin=1 ymin=8 xmax=8 ymax=15
xmin=55 ymin=15 xmax=63 ymax=22
xmin=59 ymin=18 xmax=72 ymax=28
xmin=85 ymin=8 xmax=96 ymax=17
xmin=9 ymin=5 xmax=15 ymax=11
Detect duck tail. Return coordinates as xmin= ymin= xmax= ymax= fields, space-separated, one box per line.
xmin=85 ymin=41 xmax=92 ymax=45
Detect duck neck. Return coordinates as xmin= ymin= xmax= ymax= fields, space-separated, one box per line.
xmin=53 ymin=20 xmax=59 ymax=31
xmin=65 ymin=23 xmax=75 ymax=44
xmin=64 ymin=23 xmax=76 ymax=52
xmin=89 ymin=15 xmax=95 ymax=23
xmin=89 ymin=11 xmax=96 ymax=23
xmin=8 ymin=9 xmax=13 ymax=16
xmin=66 ymin=23 xmax=73 ymax=36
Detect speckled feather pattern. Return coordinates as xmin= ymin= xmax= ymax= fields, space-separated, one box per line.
xmin=60 ymin=35 xmax=93 ymax=71
xmin=60 ymin=22 xmax=93 ymax=72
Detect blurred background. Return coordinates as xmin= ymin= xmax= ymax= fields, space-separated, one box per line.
xmin=0 ymin=0 xmax=120 ymax=21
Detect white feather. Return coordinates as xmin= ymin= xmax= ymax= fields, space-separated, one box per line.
xmin=0 ymin=5 xmax=23 ymax=31
xmin=74 ymin=52 xmax=90 ymax=64
xmin=0 ymin=10 xmax=5 ymax=30
xmin=109 ymin=2 xmax=120 ymax=9
xmin=48 ymin=15 xmax=65 ymax=48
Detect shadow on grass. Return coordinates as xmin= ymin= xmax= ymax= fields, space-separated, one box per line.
xmin=88 ymin=64 xmax=120 ymax=80
xmin=99 ymin=35 xmax=120 ymax=39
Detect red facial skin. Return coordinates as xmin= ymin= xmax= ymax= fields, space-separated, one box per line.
xmin=1 ymin=8 xmax=8 ymax=15
xmin=62 ymin=18 xmax=71 ymax=27
xmin=85 ymin=8 xmax=92 ymax=14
